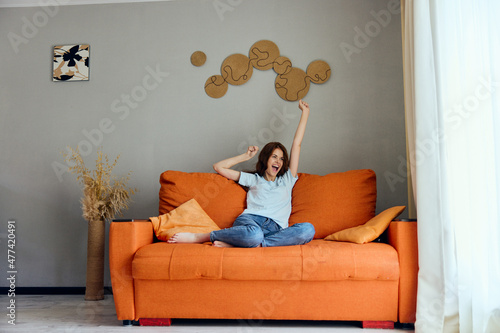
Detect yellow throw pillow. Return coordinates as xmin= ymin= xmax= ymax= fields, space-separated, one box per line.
xmin=149 ymin=198 xmax=221 ymax=241
xmin=324 ymin=206 xmax=406 ymax=244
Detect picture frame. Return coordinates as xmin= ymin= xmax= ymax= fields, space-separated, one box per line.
xmin=53 ymin=44 xmax=90 ymax=82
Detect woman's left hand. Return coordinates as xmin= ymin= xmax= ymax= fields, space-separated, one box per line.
xmin=298 ymin=100 xmax=309 ymax=113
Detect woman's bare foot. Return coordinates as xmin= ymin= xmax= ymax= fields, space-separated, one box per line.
xmin=167 ymin=232 xmax=210 ymax=244
xmin=212 ymin=241 xmax=234 ymax=248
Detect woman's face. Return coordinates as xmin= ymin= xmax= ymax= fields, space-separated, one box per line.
xmin=265 ymin=148 xmax=284 ymax=181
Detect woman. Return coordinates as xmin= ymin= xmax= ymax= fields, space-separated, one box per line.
xmin=168 ymin=100 xmax=315 ymax=247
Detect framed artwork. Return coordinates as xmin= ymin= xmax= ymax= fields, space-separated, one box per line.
xmin=53 ymin=44 xmax=90 ymax=82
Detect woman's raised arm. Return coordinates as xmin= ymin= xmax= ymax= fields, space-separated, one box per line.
xmin=289 ymin=100 xmax=310 ymax=178
xmin=213 ymin=146 xmax=259 ymax=181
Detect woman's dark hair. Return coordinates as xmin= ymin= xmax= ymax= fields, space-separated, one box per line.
xmin=254 ymin=142 xmax=289 ymax=178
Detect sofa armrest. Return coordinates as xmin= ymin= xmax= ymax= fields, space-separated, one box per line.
xmin=388 ymin=220 xmax=418 ymax=324
xmin=109 ymin=219 xmax=153 ymax=321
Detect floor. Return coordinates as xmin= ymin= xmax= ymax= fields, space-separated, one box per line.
xmin=0 ymin=295 xmax=415 ymax=333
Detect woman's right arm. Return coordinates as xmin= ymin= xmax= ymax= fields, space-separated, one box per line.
xmin=213 ymin=146 xmax=259 ymax=181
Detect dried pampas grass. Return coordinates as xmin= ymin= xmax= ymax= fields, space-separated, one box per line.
xmin=63 ymin=147 xmax=137 ymax=222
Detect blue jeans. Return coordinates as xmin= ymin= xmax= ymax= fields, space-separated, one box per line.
xmin=210 ymin=214 xmax=315 ymax=248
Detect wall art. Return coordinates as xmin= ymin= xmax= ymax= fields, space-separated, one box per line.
xmin=190 ymin=51 xmax=207 ymax=67
xmin=53 ymin=44 xmax=90 ymax=82
xmin=197 ymin=40 xmax=331 ymax=101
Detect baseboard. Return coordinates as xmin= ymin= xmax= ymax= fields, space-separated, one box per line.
xmin=0 ymin=287 xmax=113 ymax=295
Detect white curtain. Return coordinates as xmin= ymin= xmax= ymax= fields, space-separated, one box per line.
xmin=403 ymin=1 xmax=500 ymax=332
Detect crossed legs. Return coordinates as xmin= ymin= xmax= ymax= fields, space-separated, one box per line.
xmin=168 ymin=214 xmax=315 ymax=248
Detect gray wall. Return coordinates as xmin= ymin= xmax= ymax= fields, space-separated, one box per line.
xmin=0 ymin=0 xmax=406 ymax=287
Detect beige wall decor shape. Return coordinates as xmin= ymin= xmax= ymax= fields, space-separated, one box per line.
xmin=190 ymin=51 xmax=207 ymax=67
xmin=199 ymin=40 xmax=331 ymax=101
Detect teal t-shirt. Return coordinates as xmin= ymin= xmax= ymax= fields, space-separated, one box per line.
xmin=238 ymin=170 xmax=298 ymax=229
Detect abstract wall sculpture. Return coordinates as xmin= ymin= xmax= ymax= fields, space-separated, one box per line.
xmin=53 ymin=44 xmax=90 ymax=82
xmin=202 ymin=40 xmax=331 ymax=101
xmin=190 ymin=51 xmax=207 ymax=67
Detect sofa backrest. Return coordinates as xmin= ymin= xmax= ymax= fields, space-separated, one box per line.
xmin=159 ymin=169 xmax=376 ymax=239
xmin=159 ymin=170 xmax=247 ymax=230
xmin=290 ymin=170 xmax=377 ymax=238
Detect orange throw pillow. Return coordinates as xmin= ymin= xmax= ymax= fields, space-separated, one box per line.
xmin=325 ymin=206 xmax=406 ymax=244
xmin=150 ymin=198 xmax=221 ymax=241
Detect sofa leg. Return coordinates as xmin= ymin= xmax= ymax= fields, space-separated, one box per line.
xmin=362 ymin=321 xmax=395 ymax=329
xmin=122 ymin=320 xmax=139 ymax=326
xmin=398 ymin=323 xmax=415 ymax=330
xmin=139 ymin=318 xmax=172 ymax=326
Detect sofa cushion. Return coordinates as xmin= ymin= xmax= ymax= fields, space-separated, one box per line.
xmin=150 ymin=198 xmax=221 ymax=241
xmin=132 ymin=240 xmax=399 ymax=282
xmin=159 ymin=171 xmax=247 ymax=229
xmin=289 ymin=170 xmax=377 ymax=238
xmin=325 ymin=206 xmax=406 ymax=244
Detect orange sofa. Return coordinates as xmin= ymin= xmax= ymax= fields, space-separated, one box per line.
xmin=109 ymin=169 xmax=418 ymax=327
